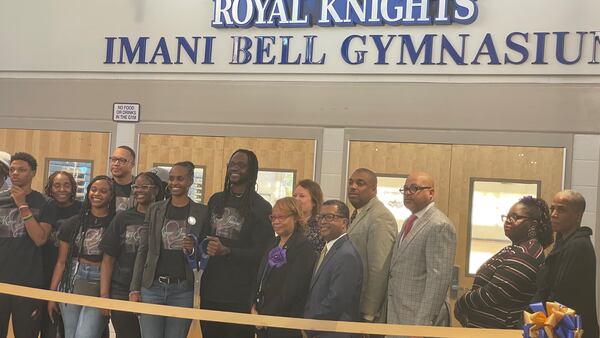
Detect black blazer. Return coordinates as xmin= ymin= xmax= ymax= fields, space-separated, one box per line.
xmin=253 ymin=231 xmax=317 ymax=338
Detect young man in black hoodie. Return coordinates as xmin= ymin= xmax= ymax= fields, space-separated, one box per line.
xmin=534 ymin=190 xmax=599 ymax=338
xmin=200 ymin=149 xmax=273 ymax=338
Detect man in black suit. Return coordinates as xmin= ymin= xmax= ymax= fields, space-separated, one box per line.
xmin=304 ymin=200 xmax=363 ymax=338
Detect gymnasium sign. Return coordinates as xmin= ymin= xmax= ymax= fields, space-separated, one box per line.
xmin=101 ymin=0 xmax=600 ymax=70
xmin=0 ymin=0 xmax=598 ymax=75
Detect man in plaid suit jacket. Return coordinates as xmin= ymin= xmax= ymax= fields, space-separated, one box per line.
xmin=386 ymin=172 xmax=456 ymax=338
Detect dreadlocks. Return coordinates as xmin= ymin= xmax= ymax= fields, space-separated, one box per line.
xmin=60 ymin=175 xmax=116 ymax=292
xmin=215 ymin=149 xmax=259 ymax=219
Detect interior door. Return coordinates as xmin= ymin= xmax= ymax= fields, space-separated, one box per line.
xmin=348 ymin=141 xmax=565 ymax=327
xmin=448 ymin=144 xmax=564 ymax=325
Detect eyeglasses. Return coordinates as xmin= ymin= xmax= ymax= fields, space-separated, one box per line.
xmin=131 ymin=184 xmax=155 ymax=191
xmin=501 ymin=214 xmax=529 ymax=223
xmin=316 ymin=213 xmax=346 ymax=223
xmin=399 ymin=184 xmax=432 ymax=194
xmin=269 ymin=214 xmax=291 ymax=222
xmin=109 ymin=157 xmax=129 ymax=165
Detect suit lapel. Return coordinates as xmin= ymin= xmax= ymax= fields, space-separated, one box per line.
xmin=310 ymin=234 xmax=347 ymax=289
xmin=348 ymin=198 xmax=376 ymax=233
xmin=396 ymin=206 xmax=436 ymax=257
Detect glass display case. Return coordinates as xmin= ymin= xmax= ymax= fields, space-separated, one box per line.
xmin=375 ymin=174 xmax=410 ymax=233
xmin=467 ymin=178 xmax=540 ymax=274
xmin=256 ymin=169 xmax=296 ymax=207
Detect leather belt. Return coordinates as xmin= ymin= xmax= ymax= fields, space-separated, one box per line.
xmin=157 ymin=276 xmax=184 ymax=284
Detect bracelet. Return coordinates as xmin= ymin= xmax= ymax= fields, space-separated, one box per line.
xmin=22 ymin=214 xmax=34 ymax=221
xmin=18 ymin=204 xmax=29 ymax=211
xmin=129 ymin=291 xmax=141 ymax=296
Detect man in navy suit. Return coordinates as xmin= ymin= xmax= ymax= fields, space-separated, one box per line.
xmin=304 ymin=200 xmax=363 ymax=338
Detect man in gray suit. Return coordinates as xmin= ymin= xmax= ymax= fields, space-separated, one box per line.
xmin=304 ymin=200 xmax=363 ymax=338
xmin=347 ymin=168 xmax=397 ymax=327
xmin=387 ymin=172 xmax=456 ymax=338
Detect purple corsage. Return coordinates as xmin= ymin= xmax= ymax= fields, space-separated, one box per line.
xmin=267 ymin=246 xmax=287 ymax=268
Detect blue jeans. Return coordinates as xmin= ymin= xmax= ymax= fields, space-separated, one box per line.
xmin=60 ymin=263 xmax=108 ymax=338
xmin=139 ymin=279 xmax=193 ymax=338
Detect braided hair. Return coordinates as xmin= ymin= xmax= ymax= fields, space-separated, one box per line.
xmin=44 ymin=171 xmax=78 ymax=203
xmin=215 ymin=149 xmax=259 ymax=218
xmin=518 ymin=195 xmax=553 ymax=248
xmin=60 ymin=175 xmax=116 ymax=292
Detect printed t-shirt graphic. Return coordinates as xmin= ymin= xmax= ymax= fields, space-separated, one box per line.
xmin=211 ymin=207 xmax=244 ymax=240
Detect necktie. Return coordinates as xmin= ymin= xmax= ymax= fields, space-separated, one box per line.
xmin=350 ymin=209 xmax=358 ymax=224
xmin=314 ymin=245 xmax=328 ymax=273
xmin=401 ymin=214 xmax=418 ymax=240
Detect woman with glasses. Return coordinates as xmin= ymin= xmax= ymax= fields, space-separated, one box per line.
xmin=99 ymin=172 xmax=165 ymax=338
xmin=292 ymin=179 xmax=325 ymax=255
xmin=454 ymin=196 xmax=553 ymax=329
xmin=47 ymin=175 xmax=116 ymax=338
xmin=251 ymin=197 xmax=317 ymax=338
xmin=130 ymin=162 xmax=207 ymax=338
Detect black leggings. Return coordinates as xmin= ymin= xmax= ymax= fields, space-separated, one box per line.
xmin=0 ymin=294 xmax=43 ymax=338
xmin=111 ymin=309 xmax=141 ymax=338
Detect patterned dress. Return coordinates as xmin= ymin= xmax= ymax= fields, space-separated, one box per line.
xmin=455 ymin=238 xmax=544 ymax=328
xmin=305 ymin=216 xmax=324 ymax=255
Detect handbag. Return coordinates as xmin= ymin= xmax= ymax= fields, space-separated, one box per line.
xmin=72 ymin=279 xmax=101 ymax=297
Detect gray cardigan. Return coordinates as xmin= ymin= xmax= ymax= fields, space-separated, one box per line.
xmin=130 ymin=198 xmax=208 ymax=291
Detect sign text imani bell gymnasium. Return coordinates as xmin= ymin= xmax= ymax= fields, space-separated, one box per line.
xmin=103 ymin=0 xmax=600 ymax=66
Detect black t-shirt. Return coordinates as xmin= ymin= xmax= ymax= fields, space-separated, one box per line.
xmin=0 ymin=190 xmax=57 ymax=288
xmin=200 ymin=191 xmax=273 ymax=304
xmin=99 ymin=208 xmax=147 ymax=299
xmin=42 ymin=200 xmax=82 ymax=287
xmin=113 ymin=181 xmax=132 ymax=212
xmin=155 ymin=204 xmax=190 ymax=280
xmin=58 ymin=213 xmax=111 ymax=262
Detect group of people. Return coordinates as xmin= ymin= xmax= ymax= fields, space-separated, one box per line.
xmin=0 ymin=146 xmax=598 ymax=338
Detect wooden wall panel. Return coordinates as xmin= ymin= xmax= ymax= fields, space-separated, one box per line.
xmin=348 ymin=141 xmax=452 ymax=214
xmin=0 ymin=128 xmax=110 ymax=192
xmin=138 ymin=134 xmax=226 ymax=201
xmin=222 ymin=137 xmax=316 ymax=184
xmin=138 ymin=135 xmax=316 ymax=204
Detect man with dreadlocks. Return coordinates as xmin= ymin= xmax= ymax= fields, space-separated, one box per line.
xmin=200 ymin=149 xmax=273 ymax=338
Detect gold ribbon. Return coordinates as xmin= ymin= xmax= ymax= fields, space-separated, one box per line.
xmin=0 ymin=283 xmax=522 ymax=338
xmin=523 ymin=302 xmax=578 ymax=338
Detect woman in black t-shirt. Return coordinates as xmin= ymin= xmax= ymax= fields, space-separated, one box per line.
xmin=42 ymin=171 xmax=82 ymax=338
xmin=47 ymin=175 xmax=115 ymax=338
xmin=99 ymin=172 xmax=165 ymax=338
xmin=130 ymin=162 xmax=208 ymax=338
